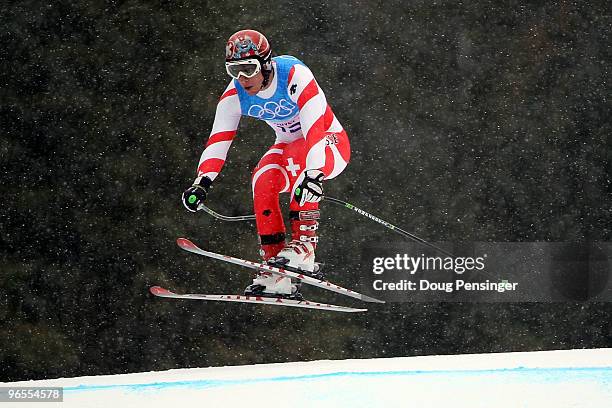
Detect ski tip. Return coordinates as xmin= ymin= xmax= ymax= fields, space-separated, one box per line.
xmin=176 ymin=237 xmax=196 ymax=249
xmin=150 ymin=286 xmax=173 ymax=296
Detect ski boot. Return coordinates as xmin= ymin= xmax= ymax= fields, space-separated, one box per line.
xmin=267 ymin=210 xmax=325 ymax=280
xmin=244 ymin=231 xmax=302 ymax=299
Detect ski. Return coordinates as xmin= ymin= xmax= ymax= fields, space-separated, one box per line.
xmin=176 ymin=238 xmax=385 ymax=304
xmin=150 ymin=286 xmax=367 ymax=313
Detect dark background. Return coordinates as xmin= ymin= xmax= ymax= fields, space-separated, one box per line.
xmin=2 ymin=0 xmax=611 ymax=381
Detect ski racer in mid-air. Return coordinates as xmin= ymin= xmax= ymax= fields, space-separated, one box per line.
xmin=182 ymin=29 xmax=351 ymax=299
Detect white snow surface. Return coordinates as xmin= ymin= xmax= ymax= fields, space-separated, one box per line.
xmin=4 ymin=348 xmax=612 ymax=407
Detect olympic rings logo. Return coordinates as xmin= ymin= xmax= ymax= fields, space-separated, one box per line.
xmin=247 ymin=99 xmax=297 ymax=120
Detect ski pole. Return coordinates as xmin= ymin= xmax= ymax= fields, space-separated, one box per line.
xmin=198 ymin=203 xmax=256 ymax=222
xmin=198 ymin=197 xmax=453 ymax=257
xmin=322 ymin=197 xmax=454 ymax=257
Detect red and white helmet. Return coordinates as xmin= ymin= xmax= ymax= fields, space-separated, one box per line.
xmin=226 ymin=29 xmax=272 ymax=66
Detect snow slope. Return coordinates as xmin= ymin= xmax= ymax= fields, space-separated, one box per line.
xmin=4 ymin=349 xmax=612 ymax=407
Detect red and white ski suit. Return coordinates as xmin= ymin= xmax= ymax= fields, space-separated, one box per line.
xmin=195 ymin=55 xmax=350 ymax=258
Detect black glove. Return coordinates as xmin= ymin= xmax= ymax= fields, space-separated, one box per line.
xmin=294 ymin=170 xmax=324 ymax=206
xmin=182 ymin=177 xmax=212 ymax=212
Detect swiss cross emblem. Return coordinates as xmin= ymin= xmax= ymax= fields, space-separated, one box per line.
xmin=285 ymin=158 xmax=301 ymax=177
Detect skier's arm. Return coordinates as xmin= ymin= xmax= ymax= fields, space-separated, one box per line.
xmin=195 ymin=82 xmax=242 ymax=183
xmin=287 ymin=64 xmax=331 ymax=172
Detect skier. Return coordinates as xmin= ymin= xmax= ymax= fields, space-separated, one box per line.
xmin=182 ymin=29 xmax=350 ymax=298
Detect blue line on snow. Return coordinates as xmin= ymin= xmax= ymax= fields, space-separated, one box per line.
xmin=63 ymin=366 xmax=612 ymax=394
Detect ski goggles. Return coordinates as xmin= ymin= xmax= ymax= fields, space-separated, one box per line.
xmin=225 ymin=58 xmax=262 ymax=79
